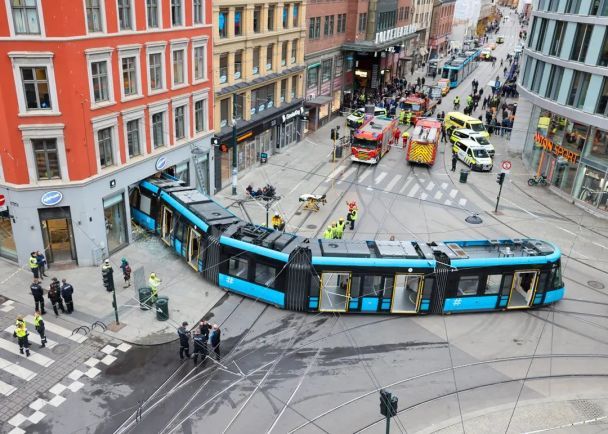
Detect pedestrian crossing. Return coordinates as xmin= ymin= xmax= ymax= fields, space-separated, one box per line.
xmin=324 ymin=165 xmax=470 ymax=208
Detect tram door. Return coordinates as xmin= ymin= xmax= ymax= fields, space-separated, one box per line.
xmin=187 ymin=227 xmax=201 ymax=271
xmin=161 ymin=207 xmax=173 ymax=245
xmin=507 ymin=270 xmax=539 ymax=309
xmin=391 ymin=274 xmax=423 ymax=313
xmin=319 ymin=272 xmax=350 ymax=312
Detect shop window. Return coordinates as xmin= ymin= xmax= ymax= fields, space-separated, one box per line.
xmin=585 ymin=128 xmax=608 ymax=164
xmin=570 ymin=24 xmax=593 ymax=62
xmin=228 ymin=256 xmax=248 ymax=279
xmin=576 ymin=166 xmax=608 ymax=210
xmin=234 ymin=7 xmax=243 ymax=36
xmin=457 ymin=276 xmax=479 ymax=296
xmin=0 ymin=212 xmax=17 ymax=261
xmin=104 ymin=194 xmax=127 ymax=253
xmin=255 ymin=263 xmax=276 ymax=286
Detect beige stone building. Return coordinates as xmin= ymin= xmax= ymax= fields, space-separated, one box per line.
xmin=212 ymin=1 xmax=307 ymax=189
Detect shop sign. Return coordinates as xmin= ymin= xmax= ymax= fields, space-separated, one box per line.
xmin=282 ymin=107 xmax=304 ymax=123
xmin=155 ymin=156 xmax=167 ymax=171
xmin=40 ymin=191 xmax=63 ymax=206
xmin=375 ymin=24 xmax=417 ymax=45
xmin=534 ymin=132 xmax=580 ymax=164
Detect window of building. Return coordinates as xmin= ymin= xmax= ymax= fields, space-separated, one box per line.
xmin=218 ymin=8 xmax=227 ymax=38
xmin=547 ymin=0 xmax=559 ymax=11
xmin=530 ymin=61 xmax=544 ymax=93
xmin=544 ymin=64 xmax=564 ymax=100
xmin=171 ymin=0 xmax=183 ymax=26
xmin=220 ymin=98 xmax=229 ymax=127
xmin=91 ymin=60 xmax=110 ymax=103
xmin=324 ymin=15 xmax=334 ymax=36
xmin=527 ymin=17 xmax=537 ymax=48
xmin=32 ymin=139 xmax=60 ymax=180
xmin=291 ymin=40 xmax=297 ymax=63
xmin=549 ymin=21 xmax=565 ymax=57
xmin=151 ymin=112 xmax=165 ymax=147
xmin=234 ymin=50 xmax=242 ymax=79
xmin=21 ymin=67 xmax=51 ymax=110
xmin=268 ymin=5 xmax=275 ymax=31
xmin=194 ymin=97 xmax=207 ymax=133
xmin=172 ymin=48 xmax=185 ymax=86
xmin=585 ymin=127 xmax=608 ymax=164
xmin=117 ymin=0 xmax=132 ymax=30
xmin=193 ymin=43 xmax=206 ymax=82
xmin=266 ymin=44 xmax=273 ymax=71
xmin=121 ymin=56 xmax=138 ymax=97
xmin=234 ymin=7 xmax=243 ymax=36
xmin=148 ymin=51 xmax=164 ymax=92
xmin=253 ymin=6 xmax=261 ymax=32
xmin=147 ymin=0 xmax=159 ymax=28
xmin=576 ymin=165 xmax=608 ymax=210
xmin=337 ymin=13 xmax=346 ymax=33
xmin=565 ymin=0 xmax=582 ymax=13
xmin=570 ymin=23 xmax=593 ymax=62
xmin=309 ymin=17 xmax=315 ymax=38
xmin=126 ymin=119 xmax=141 ymax=158
xmin=98 ymin=127 xmax=114 ymax=168
xmin=86 ymin=0 xmax=103 ymax=32
xmin=321 ymin=59 xmax=332 ymax=83
xmin=11 ymin=0 xmax=41 ymax=35
xmin=567 ymin=70 xmax=590 ymax=109
xmin=377 ymin=10 xmax=396 ymax=32
xmin=251 ymin=83 xmax=275 ymax=114
xmin=358 ymin=12 xmax=367 ymax=33
xmin=282 ymin=4 xmax=288 ymax=28
xmin=281 ymin=42 xmax=287 ymax=66
xmin=219 ymin=53 xmax=228 ymax=84
xmin=234 ymin=93 xmax=244 ymax=120
xmin=193 ymin=0 xmax=204 ymax=24
xmin=252 ymin=47 xmax=260 ymax=74
xmin=280 ymin=78 xmax=287 ymax=102
xmin=599 ymin=30 xmax=608 ymax=66
xmin=291 ymin=75 xmax=297 ymax=98
xmin=335 ymin=55 xmax=343 ymax=77
xmin=174 ymin=105 xmax=186 ymax=141
xmin=293 ymin=3 xmax=299 ymax=27
xmin=596 ymin=77 xmax=608 ymax=116
xmin=307 ymin=66 xmax=318 ymax=90
xmin=534 ymin=18 xmax=547 ymax=51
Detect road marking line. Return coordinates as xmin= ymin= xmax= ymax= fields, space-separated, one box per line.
xmin=336 ymin=167 xmax=356 ymax=185
xmin=385 ymin=175 xmax=402 ymax=192
xmin=558 ymin=227 xmax=576 ymax=236
xmin=25 ymin=315 xmax=87 ymax=343
xmin=592 ymin=242 xmax=608 ymax=250
xmin=5 ymin=325 xmax=58 ymax=348
xmin=434 ymin=191 xmax=443 ymax=200
xmin=449 ymin=189 xmax=458 ymax=198
xmin=399 ymin=177 xmax=414 ymax=193
xmin=358 ymin=170 xmax=372 ymax=183
xmin=325 ymin=165 xmax=345 ymax=182
xmin=458 ymin=198 xmax=467 ymax=207
xmin=374 ymin=172 xmax=387 ymax=184
xmin=441 ymin=182 xmax=448 ymax=190
xmin=425 ymin=181 xmax=435 ymax=191
xmin=407 ymin=184 xmax=420 ymax=197
xmin=0 ymin=338 xmax=53 ymax=367
xmin=445 ymin=199 xmax=453 ymax=206
xmin=0 ymin=357 xmax=36 ymax=381
xmin=0 ymin=379 xmax=16 ymax=396
xmin=420 ymin=192 xmax=428 ymax=200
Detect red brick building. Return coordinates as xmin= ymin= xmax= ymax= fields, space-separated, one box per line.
xmin=429 ymin=0 xmax=456 ymax=58
xmin=0 ymin=0 xmax=214 ymax=266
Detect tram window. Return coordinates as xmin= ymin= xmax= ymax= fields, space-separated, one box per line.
xmin=363 ymin=275 xmax=384 ymax=297
xmin=228 ymin=256 xmax=248 ymax=279
xmin=254 ymin=263 xmax=276 ymax=287
xmin=350 ymin=276 xmax=361 ymax=298
xmin=174 ymin=218 xmax=185 ymax=242
xmin=422 ymin=278 xmax=434 ymax=299
xmin=310 ymin=270 xmax=320 ymax=297
xmin=383 ymin=276 xmax=394 ymax=298
xmin=501 ymin=275 xmax=514 ymax=294
xmin=395 ymin=275 xmax=421 ymax=296
xmin=140 ymin=194 xmax=152 ymax=215
xmin=484 ymin=274 xmax=502 ymax=295
xmin=457 ymin=276 xmax=479 ymax=295
xmin=536 ymin=272 xmax=548 ymax=294
xmin=551 ymin=267 xmax=563 ymax=289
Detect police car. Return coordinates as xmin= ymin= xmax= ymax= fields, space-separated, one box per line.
xmin=346 ymin=107 xmax=387 ymax=128
xmin=449 ymin=128 xmax=495 ymax=157
xmin=453 ymin=139 xmax=493 ymax=171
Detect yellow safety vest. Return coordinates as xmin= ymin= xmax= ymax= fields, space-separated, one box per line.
xmin=29 ymin=257 xmax=38 ymax=269
xmin=15 ymin=326 xmax=27 ymax=338
xmin=16 ymin=319 xmax=26 ymax=328
xmin=335 ymin=222 xmax=345 ymax=238
xmin=323 ymin=229 xmax=333 ymax=239
xmin=149 ymin=276 xmax=160 ymax=295
xmin=350 ymin=210 xmax=358 ymax=221
xmin=34 ymin=315 xmax=43 ymax=327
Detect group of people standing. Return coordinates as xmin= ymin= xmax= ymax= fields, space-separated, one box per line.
xmin=177 ymin=320 xmax=221 ymax=364
xmin=30 ymin=277 xmax=75 ymax=317
xmin=323 ymin=202 xmax=358 ymax=239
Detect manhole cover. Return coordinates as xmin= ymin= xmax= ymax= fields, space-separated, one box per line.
xmin=295 ymin=211 xmax=302 ymax=215
xmin=588 ymin=280 xmax=605 ymax=290
xmin=306 ymin=224 xmax=317 ymax=229
xmin=51 ymin=343 xmax=71 ymax=356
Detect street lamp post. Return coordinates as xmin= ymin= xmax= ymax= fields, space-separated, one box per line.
xmin=231 ymin=93 xmax=238 ymax=196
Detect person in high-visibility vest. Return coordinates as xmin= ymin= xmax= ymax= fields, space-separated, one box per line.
xmin=405 ymin=111 xmax=412 ymax=126
xmin=330 ymin=222 xmax=339 ymax=239
xmin=347 ymin=208 xmax=358 ymax=230
xmin=271 ymin=212 xmax=285 ymax=231
xmin=399 ymin=110 xmax=405 ymax=125
xmin=15 ymin=315 xmax=25 ymax=329
xmin=323 ymin=226 xmax=333 ymax=239
xmin=29 ymin=252 xmax=39 ymax=279
xmin=402 ymin=131 xmax=410 ymax=147
xmin=13 ymin=322 xmax=30 ymax=357
xmin=335 ymin=218 xmax=346 ymax=239
xmin=149 ymin=273 xmax=161 ymax=303
xmin=33 ymin=310 xmax=47 ymax=348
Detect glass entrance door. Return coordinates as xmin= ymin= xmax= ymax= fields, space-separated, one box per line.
xmin=319 ymin=272 xmax=350 ymax=312
xmin=39 ymin=207 xmax=76 ymax=264
xmin=508 ymin=270 xmax=539 ymax=309
xmin=161 ymin=207 xmax=173 ymax=245
xmin=391 ymin=274 xmax=423 ymax=313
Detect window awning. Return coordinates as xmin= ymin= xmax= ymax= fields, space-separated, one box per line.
xmin=306 ymin=95 xmax=332 ymax=106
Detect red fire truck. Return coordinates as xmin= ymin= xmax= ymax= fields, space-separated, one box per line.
xmin=351 ymin=116 xmax=399 ymax=164
xmin=406 ymin=118 xmax=442 ymax=166
xmin=402 ymin=95 xmax=438 ymax=124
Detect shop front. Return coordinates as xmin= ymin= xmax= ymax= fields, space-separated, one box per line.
xmin=103 ymin=193 xmax=128 ymax=254
xmin=0 ymin=205 xmax=17 ymax=262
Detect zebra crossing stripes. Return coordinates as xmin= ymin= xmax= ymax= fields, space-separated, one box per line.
xmin=425 ymin=181 xmax=435 ymax=191
xmin=24 ymin=315 xmax=87 ymax=343
xmin=374 ymin=172 xmax=387 ymax=184
xmin=357 ymin=171 xmax=372 ymax=183
xmin=434 ymin=191 xmax=443 ymax=200
xmin=407 ymin=184 xmax=421 ymax=198
xmin=0 ymin=357 xmax=36 ymax=381
xmin=336 ymin=167 xmax=356 ymax=185
xmin=5 ymin=325 xmax=58 ymax=349
xmin=0 ymin=338 xmax=53 ymax=367
xmin=384 ymin=175 xmax=402 ymax=192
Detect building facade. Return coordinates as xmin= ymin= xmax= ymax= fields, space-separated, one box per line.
xmin=517 ymin=0 xmax=608 ymax=217
xmin=212 ymin=1 xmax=307 ymax=190
xmin=0 ymin=0 xmax=215 ymax=266
xmin=476 ymin=0 xmax=498 ymax=35
xmin=428 ymin=0 xmax=456 ymax=58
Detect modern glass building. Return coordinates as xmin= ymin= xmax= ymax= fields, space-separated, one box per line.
xmin=518 ymin=0 xmax=608 ymax=216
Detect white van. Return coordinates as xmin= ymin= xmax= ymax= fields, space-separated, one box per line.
xmin=452 ymin=139 xmax=493 ymax=172
xmin=347 ymin=107 xmax=387 ymax=128
xmin=450 ymin=129 xmax=495 ymax=157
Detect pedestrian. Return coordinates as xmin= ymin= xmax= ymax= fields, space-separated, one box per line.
xmin=149 ymin=272 xmax=161 ymax=303
xmin=347 ymin=207 xmax=358 ymax=230
xmin=199 ymin=320 xmax=212 ymax=340
xmin=192 ymin=328 xmax=208 ymax=365
xmin=451 ymin=152 xmax=458 ymax=172
xmin=60 ymin=278 xmax=74 ymax=313
xmin=323 ymin=225 xmax=333 ymax=239
xmin=13 ymin=321 xmax=30 ymax=357
xmin=271 ymin=212 xmax=285 ymax=231
xmin=503 ymin=66 xmax=508 ymax=77
xmin=479 ymin=88 xmax=484 ymax=98
xmin=482 ymin=97 xmax=488 ymax=110
xmin=29 ymin=252 xmax=40 ymax=279
xmin=441 ymin=126 xmax=448 ymax=143
xmin=335 ymin=218 xmax=346 ymax=240
xmin=30 ymin=278 xmax=46 ymax=314
xmin=33 ymin=309 xmax=47 ymax=348
xmin=120 ymin=258 xmax=131 ymax=288
xmin=16 ymin=315 xmax=25 ymax=329
xmin=402 ymin=130 xmax=410 ymax=147
xmin=36 ymin=251 xmax=48 ymax=279
xmin=101 ymin=259 xmax=114 ymax=292
xmin=210 ymin=324 xmax=221 ymax=361
xmin=48 ymin=277 xmax=66 ymax=316
xmin=177 ymin=321 xmax=191 ymax=360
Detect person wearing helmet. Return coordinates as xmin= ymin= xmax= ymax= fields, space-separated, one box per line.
xmin=402 ymin=130 xmax=410 ymax=147
xmin=271 ymin=211 xmax=285 ymax=231
xmin=323 ymin=225 xmax=333 ymax=239
xmin=149 ymin=272 xmax=161 ymax=303
xmin=335 ymin=218 xmax=346 ymax=239
xmin=330 ymin=221 xmax=338 ymax=239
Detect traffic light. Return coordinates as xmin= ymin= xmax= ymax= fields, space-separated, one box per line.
xmin=496 ymin=172 xmax=506 ymax=185
xmin=102 ymin=268 xmax=114 ymax=292
xmin=379 ymin=389 xmax=398 ymax=417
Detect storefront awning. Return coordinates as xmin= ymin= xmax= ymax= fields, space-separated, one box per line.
xmin=306 ymin=95 xmax=332 ymax=107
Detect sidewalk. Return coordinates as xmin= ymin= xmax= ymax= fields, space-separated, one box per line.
xmin=0 ymin=232 xmax=225 ymax=346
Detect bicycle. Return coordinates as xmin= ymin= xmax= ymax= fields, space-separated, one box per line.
xmin=527 ymin=175 xmax=548 ymax=186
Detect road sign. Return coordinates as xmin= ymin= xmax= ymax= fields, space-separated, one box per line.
xmin=501 ymin=160 xmax=512 ymax=171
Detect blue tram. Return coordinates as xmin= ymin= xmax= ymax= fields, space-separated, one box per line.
xmin=441 ymin=49 xmax=481 ymax=88
xmin=130 ymin=178 xmax=564 ymax=314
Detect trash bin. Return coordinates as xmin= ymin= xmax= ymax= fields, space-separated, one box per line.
xmin=334 ymin=144 xmax=343 ymax=159
xmin=459 ymin=169 xmax=470 ymax=184
xmin=138 ymin=287 xmax=152 ymax=310
xmin=155 ymin=295 xmax=169 ymax=321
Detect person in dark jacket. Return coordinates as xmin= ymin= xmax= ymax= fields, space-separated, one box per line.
xmin=210 ymin=324 xmax=221 ymax=361
xmin=192 ymin=327 xmax=208 ymax=365
xmin=36 ymin=251 xmax=48 ymax=278
xmin=48 ymin=278 xmax=66 ymax=316
xmin=451 ymin=152 xmax=458 ymax=172
xmin=61 ymin=278 xmax=74 ymax=313
xmin=120 ymin=258 xmax=131 ymax=288
xmin=177 ymin=321 xmax=191 ymax=360
xmin=30 ymin=279 xmax=46 ymax=314
xmin=33 ymin=310 xmax=47 ymax=348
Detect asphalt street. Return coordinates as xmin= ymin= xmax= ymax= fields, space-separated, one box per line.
xmin=31 ymin=9 xmax=608 ymax=434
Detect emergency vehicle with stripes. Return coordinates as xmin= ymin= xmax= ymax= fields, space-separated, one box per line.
xmin=350 ymin=116 xmax=398 ymax=164
xmin=406 ymin=118 xmax=442 ymax=166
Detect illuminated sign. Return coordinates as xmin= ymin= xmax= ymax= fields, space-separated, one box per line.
xmin=534 ymin=132 xmax=580 ymax=164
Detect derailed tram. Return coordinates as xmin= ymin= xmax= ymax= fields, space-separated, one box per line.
xmin=130 ymin=178 xmax=564 ymax=315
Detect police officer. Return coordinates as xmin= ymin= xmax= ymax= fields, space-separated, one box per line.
xmin=335 ymin=218 xmax=346 ymax=240
xmin=210 ymin=324 xmax=221 ymax=361
xmin=15 ymin=315 xmax=25 ymax=329
xmin=451 ymin=151 xmax=458 ymax=172
xmin=48 ymin=277 xmax=66 ymax=316
xmin=13 ymin=321 xmax=30 ymax=357
xmin=33 ymin=310 xmax=47 ymax=348
xmin=61 ymin=278 xmax=74 ymax=313
xmin=149 ymin=273 xmax=161 ymax=304
xmin=29 ymin=252 xmax=39 ymax=279
xmin=192 ymin=327 xmax=208 ymax=365
xmin=30 ymin=279 xmax=45 ymax=314
xmin=453 ymin=96 xmax=460 ymax=109
xmin=323 ymin=226 xmax=333 ymax=239
xmin=177 ymin=321 xmax=191 ymax=360
xmin=347 ymin=208 xmax=358 ymax=230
